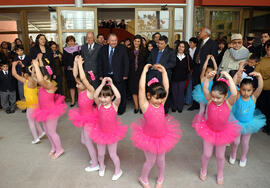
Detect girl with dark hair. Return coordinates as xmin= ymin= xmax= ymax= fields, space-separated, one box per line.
xmin=32 ymin=58 xmax=67 ymax=160
xmin=62 ymin=35 xmax=81 ymax=107
xmin=12 ymin=60 xmax=45 ymax=144
xmin=128 ymin=35 xmax=147 ymax=113
xmin=171 ymin=41 xmax=191 ymax=113
xmin=68 ymin=56 xmax=99 ymax=172
xmin=131 ymin=64 xmax=181 ymax=188
xmin=146 ymin=40 xmax=155 ymax=53
xmin=230 ymin=69 xmax=265 ymax=167
xmin=193 ymin=71 xmax=240 ymax=185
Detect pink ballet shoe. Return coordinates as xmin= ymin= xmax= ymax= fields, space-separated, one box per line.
xmin=155 ymin=180 xmax=163 ymax=188
xmin=138 ymin=177 xmax=152 ymax=188
xmin=217 ymin=177 xmax=224 ymax=185
xmin=200 ymin=169 xmax=207 ymax=182
xmin=48 ymin=150 xmax=55 ymax=156
xmin=51 ymin=149 xmax=64 ymax=160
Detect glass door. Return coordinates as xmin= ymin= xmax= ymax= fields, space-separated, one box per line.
xmin=57 ymin=7 xmax=97 ymax=51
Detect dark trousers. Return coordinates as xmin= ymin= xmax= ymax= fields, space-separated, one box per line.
xmin=111 ymin=79 xmax=126 ymax=114
xmin=55 ymin=76 xmax=63 ymax=95
xmin=172 ymin=80 xmax=186 ymax=111
xmin=191 ymin=64 xmax=201 ymax=107
xmin=257 ymin=90 xmax=270 ymax=131
xmin=0 ymin=90 xmax=16 ymax=111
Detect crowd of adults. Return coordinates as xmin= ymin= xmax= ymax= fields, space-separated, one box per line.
xmin=0 ymin=28 xmax=270 ymax=134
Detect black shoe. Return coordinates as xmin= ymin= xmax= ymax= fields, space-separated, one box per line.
xmin=177 ymin=109 xmax=182 ymax=113
xmin=5 ymin=109 xmax=11 ymax=114
xmin=117 ymin=110 xmax=125 ymax=115
xmin=10 ymin=110 xmax=15 ymax=113
xmin=22 ymin=109 xmax=26 ymax=113
xmin=134 ymin=109 xmax=139 ymax=114
xmin=187 ymin=104 xmax=199 ymax=111
xmin=172 ymin=109 xmax=176 ymax=112
xmin=140 ymin=109 xmax=142 ymax=114
xmin=165 ymin=109 xmax=169 ymax=114
xmin=70 ymin=103 xmax=76 ymax=107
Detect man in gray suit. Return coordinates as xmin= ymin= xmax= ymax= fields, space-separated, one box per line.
xmin=81 ymin=32 xmax=102 ymax=89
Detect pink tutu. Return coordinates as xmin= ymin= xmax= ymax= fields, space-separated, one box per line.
xmin=68 ymin=108 xmax=98 ymax=128
xmin=32 ymin=88 xmax=67 ymax=122
xmin=88 ymin=104 xmax=128 ymax=145
xmin=68 ymin=91 xmax=98 ymax=127
xmin=130 ymin=104 xmax=182 ymax=154
xmin=192 ymin=101 xmax=241 ymax=146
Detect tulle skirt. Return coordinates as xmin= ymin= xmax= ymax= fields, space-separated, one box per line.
xmin=88 ymin=119 xmax=128 ymax=145
xmin=192 ymin=84 xmax=208 ymax=104
xmin=130 ymin=115 xmax=182 ymax=154
xmin=32 ymin=94 xmax=67 ymax=122
xmin=68 ymin=108 xmax=98 ymax=128
xmin=192 ymin=114 xmax=241 ymax=146
xmin=16 ymin=100 xmax=37 ymax=110
xmin=238 ymin=110 xmax=266 ymax=134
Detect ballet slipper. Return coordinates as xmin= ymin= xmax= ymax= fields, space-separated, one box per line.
xmin=217 ymin=177 xmax=224 ymax=185
xmin=155 ymin=180 xmax=163 ymax=188
xmin=51 ymin=149 xmax=64 ymax=160
xmin=200 ymin=169 xmax=207 ymax=182
xmin=138 ymin=177 xmax=152 ymax=188
xmin=48 ymin=150 xmax=55 ymax=156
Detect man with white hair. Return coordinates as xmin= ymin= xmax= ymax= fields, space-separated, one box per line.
xmin=188 ymin=27 xmax=218 ymax=111
xmin=81 ymin=31 xmax=102 ymax=89
xmin=219 ymin=33 xmax=249 ymax=75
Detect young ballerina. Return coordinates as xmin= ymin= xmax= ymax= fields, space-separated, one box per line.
xmin=32 ymin=57 xmax=67 ymax=159
xmin=229 ymin=68 xmax=265 ymax=167
xmin=192 ymin=55 xmax=218 ymax=115
xmin=68 ymin=56 xmax=99 ymax=171
xmin=192 ymin=70 xmax=241 ymax=185
xmin=130 ymin=64 xmax=182 ymax=188
xmin=12 ymin=61 xmax=45 ymax=144
xmin=90 ymin=77 xmax=128 ymax=180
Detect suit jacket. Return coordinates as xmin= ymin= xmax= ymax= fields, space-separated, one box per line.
xmin=147 ymin=45 xmax=176 ymax=81
xmin=0 ymin=70 xmax=16 ymax=92
xmin=81 ymin=43 xmax=102 ymax=88
xmin=98 ymin=44 xmax=129 ymax=82
xmin=193 ymin=39 xmax=218 ymax=71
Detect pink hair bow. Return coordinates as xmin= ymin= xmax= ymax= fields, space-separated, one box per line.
xmin=218 ymin=78 xmax=229 ymax=86
xmin=45 ymin=65 xmax=53 ymax=76
xmin=147 ymin=77 xmax=159 ymax=86
xmin=88 ymin=70 xmax=95 ymax=81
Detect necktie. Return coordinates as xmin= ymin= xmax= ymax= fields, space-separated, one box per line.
xmin=108 ymin=48 xmax=114 ymax=74
xmin=156 ymin=51 xmax=163 ymax=64
xmin=195 ymin=42 xmax=204 ymax=64
xmin=89 ymin=45 xmax=92 ymax=51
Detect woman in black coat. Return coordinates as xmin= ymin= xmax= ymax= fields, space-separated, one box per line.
xmin=171 ymin=41 xmax=191 ymax=113
xmin=29 ymin=34 xmax=56 ymax=77
xmin=62 ymin=36 xmax=80 ymax=107
xmin=128 ymin=35 xmax=147 ymax=113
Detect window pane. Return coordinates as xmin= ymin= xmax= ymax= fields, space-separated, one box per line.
xmin=0 ymin=13 xmax=21 ymax=32
xmin=195 ymin=8 xmax=204 ymax=31
xmin=210 ymin=11 xmax=240 ymax=31
xmin=61 ymin=10 xmax=94 ymax=30
xmin=137 ymin=10 xmax=169 ymax=30
xmin=174 ymin=8 xmax=183 ymax=30
xmin=62 ymin=32 xmax=86 ymax=46
xmin=27 ymin=12 xmax=57 ymax=32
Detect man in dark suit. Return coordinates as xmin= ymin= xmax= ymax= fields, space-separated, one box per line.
xmin=0 ymin=62 xmax=17 ymax=113
xmin=188 ymin=27 xmax=218 ymax=111
xmin=147 ymin=35 xmax=176 ymax=113
xmin=98 ymin=33 xmax=129 ymax=115
xmin=81 ymin=32 xmax=102 ymax=89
